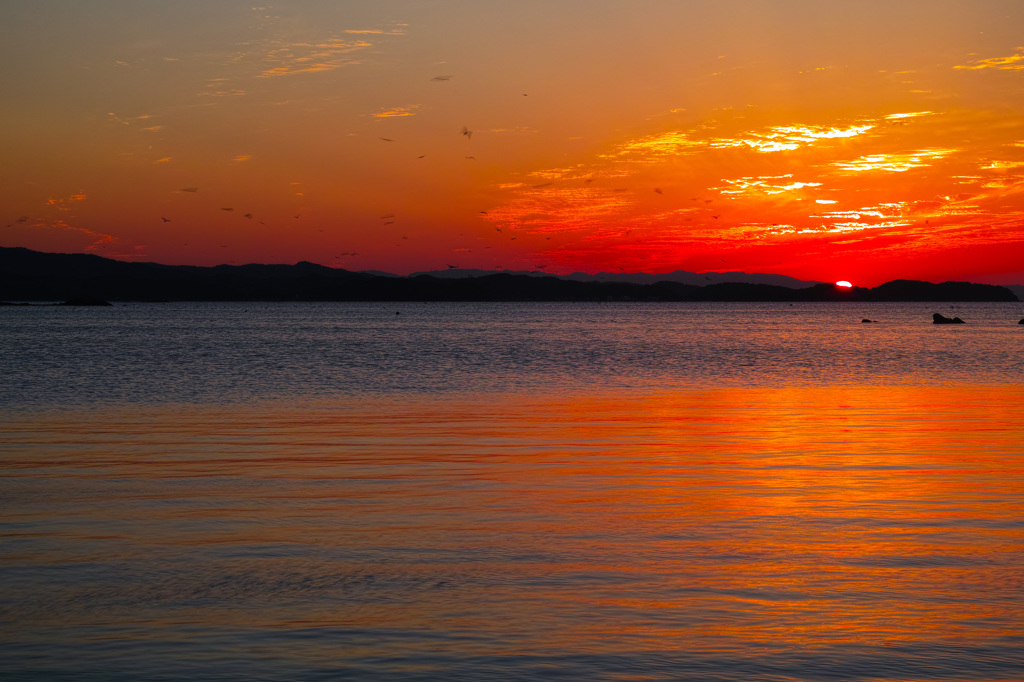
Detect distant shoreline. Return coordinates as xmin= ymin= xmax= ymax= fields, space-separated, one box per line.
xmin=1 ymin=246 xmax=1020 ymax=303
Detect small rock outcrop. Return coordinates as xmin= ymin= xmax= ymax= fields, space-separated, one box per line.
xmin=861 ymin=318 xmax=874 ymax=323
xmin=1018 ymin=318 xmax=1024 ymax=325
xmin=60 ymin=296 xmax=112 ymax=306
xmin=933 ymin=312 xmax=965 ymax=324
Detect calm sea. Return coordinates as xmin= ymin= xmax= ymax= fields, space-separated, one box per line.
xmin=2 ymin=302 xmax=1023 ymax=681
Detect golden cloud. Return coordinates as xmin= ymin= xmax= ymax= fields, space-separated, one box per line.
xmin=374 ymin=105 xmax=418 ymax=118
xmin=830 ymin=149 xmax=954 ymax=173
xmin=954 ymin=52 xmax=1024 ymax=71
xmin=46 ymin=191 xmax=88 ymax=211
xmin=259 ymin=39 xmax=373 ymax=78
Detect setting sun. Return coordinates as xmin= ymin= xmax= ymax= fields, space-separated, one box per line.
xmin=836 ymin=281 xmax=853 ymax=288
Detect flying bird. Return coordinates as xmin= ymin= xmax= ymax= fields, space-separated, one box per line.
xmin=161 ymin=217 xmax=170 ymax=222
xmin=654 ymin=188 xmax=663 ymax=194
xmin=447 ymin=264 xmax=459 ymax=269
xmin=461 ymin=126 xmax=472 ymax=141
xmin=221 ymin=208 xmax=233 ymax=211
xmin=432 ymin=75 xmax=452 ymax=81
xmin=379 ymin=137 xmax=394 ymax=142
xmin=244 ymin=213 xmax=253 ymax=219
xmin=180 ymin=187 xmax=199 ymax=193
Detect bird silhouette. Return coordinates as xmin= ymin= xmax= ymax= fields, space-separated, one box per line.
xmin=432 ymin=75 xmax=452 ymax=81
xmin=654 ymin=188 xmax=663 ymax=194
xmin=461 ymin=126 xmax=472 ymax=141
xmin=161 ymin=217 xmax=170 ymax=222
xmin=379 ymin=137 xmax=394 ymax=142
xmin=447 ymin=264 xmax=459 ymax=269
xmin=180 ymin=187 xmax=199 ymax=193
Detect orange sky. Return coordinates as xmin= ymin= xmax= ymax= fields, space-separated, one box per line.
xmin=1 ymin=1 xmax=1023 ymax=286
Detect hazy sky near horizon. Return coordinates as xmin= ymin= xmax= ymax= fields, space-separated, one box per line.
xmin=2 ymin=0 xmax=1023 ymax=285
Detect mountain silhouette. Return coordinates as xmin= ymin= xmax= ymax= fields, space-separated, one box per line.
xmin=0 ymin=247 xmax=1018 ymax=303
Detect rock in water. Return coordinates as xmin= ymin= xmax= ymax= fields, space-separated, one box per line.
xmin=932 ymin=312 xmax=965 ymax=324
xmin=861 ymin=318 xmax=874 ymax=323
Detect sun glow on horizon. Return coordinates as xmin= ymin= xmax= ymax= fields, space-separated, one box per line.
xmin=1 ymin=2 xmax=1023 ymax=286
xmin=836 ymin=281 xmax=853 ymax=288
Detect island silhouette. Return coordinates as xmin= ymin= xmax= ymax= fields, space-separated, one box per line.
xmin=0 ymin=247 xmax=1018 ymax=303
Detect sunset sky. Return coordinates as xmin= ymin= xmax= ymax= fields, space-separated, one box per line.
xmin=2 ymin=0 xmax=1023 ymax=286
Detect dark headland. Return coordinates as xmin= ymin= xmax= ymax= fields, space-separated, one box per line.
xmin=0 ymin=246 xmax=1018 ymax=303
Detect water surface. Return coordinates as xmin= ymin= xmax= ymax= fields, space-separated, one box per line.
xmin=1 ymin=303 xmax=1022 ymax=680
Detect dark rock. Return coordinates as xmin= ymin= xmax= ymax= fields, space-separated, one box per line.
xmin=933 ymin=313 xmax=965 ymax=324
xmin=61 ymin=296 xmax=112 ymax=306
xmin=861 ymin=318 xmax=874 ymax=323
xmin=1018 ymin=318 xmax=1024 ymax=325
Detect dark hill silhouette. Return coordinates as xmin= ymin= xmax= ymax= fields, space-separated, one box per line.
xmin=411 ymin=267 xmax=822 ymax=288
xmin=1001 ymin=284 xmax=1023 ymax=301
xmin=0 ymin=247 xmax=1018 ymax=303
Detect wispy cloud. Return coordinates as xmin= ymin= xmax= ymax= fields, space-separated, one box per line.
xmin=954 ymin=51 xmax=1024 ymax=71
xmin=259 ymin=38 xmax=372 ymax=77
xmin=374 ymin=105 xmax=418 ymax=118
xmin=45 ymin=191 xmax=87 ymax=211
xmin=982 ymin=160 xmax=1024 ymax=170
xmin=830 ymin=149 xmax=955 ymax=173
xmin=714 ymin=175 xmax=822 ymax=196
xmin=345 ymin=27 xmax=406 ymax=35
xmin=603 ymin=122 xmax=875 ymax=161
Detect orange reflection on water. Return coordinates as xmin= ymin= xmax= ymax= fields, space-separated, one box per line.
xmin=2 ymin=384 xmax=1023 ymax=666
